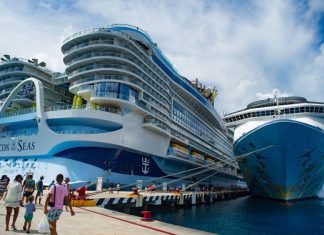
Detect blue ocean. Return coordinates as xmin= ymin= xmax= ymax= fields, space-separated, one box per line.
xmin=149 ymin=189 xmax=324 ymax=235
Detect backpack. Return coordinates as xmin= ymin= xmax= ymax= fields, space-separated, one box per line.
xmin=26 ymin=179 xmax=35 ymax=190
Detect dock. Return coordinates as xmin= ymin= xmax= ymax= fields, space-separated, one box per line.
xmin=0 ymin=199 xmax=214 ymax=234
xmin=90 ymin=190 xmax=249 ymax=209
xmin=0 ymin=189 xmax=248 ymax=234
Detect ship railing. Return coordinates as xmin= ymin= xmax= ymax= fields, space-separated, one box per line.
xmin=53 ymin=129 xmax=103 ymax=135
xmin=63 ymin=27 xmax=108 ymax=44
xmin=63 ymin=39 xmax=114 ymax=55
xmin=0 ymin=107 xmax=36 ymax=118
xmin=0 ymin=78 xmax=23 ymax=86
xmin=143 ymin=117 xmax=171 ymax=132
xmin=0 ymin=86 xmax=17 ymax=95
xmin=0 ymin=132 xmax=37 ymax=139
xmin=45 ymin=104 xmax=122 ymax=115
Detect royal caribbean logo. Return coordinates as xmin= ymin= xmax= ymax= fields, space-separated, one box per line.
xmin=142 ymin=157 xmax=150 ymax=175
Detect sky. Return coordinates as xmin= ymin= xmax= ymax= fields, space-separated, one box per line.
xmin=0 ymin=0 xmax=323 ymax=114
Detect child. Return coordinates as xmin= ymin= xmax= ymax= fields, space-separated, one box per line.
xmin=23 ymin=195 xmax=36 ymax=234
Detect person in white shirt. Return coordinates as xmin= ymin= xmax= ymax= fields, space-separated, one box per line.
xmin=3 ymin=174 xmax=23 ymax=231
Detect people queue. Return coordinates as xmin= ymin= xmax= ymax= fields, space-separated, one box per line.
xmin=0 ymin=174 xmax=74 ymax=234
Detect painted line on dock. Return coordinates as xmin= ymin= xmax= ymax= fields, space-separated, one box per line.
xmin=79 ymin=207 xmax=177 ymax=235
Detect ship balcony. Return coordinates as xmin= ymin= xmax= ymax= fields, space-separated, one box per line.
xmin=142 ymin=117 xmax=171 ymax=137
xmin=90 ymin=92 xmax=151 ymax=115
xmin=0 ymin=107 xmax=36 ymax=125
xmin=0 ymin=78 xmax=23 ymax=88
xmin=45 ymin=104 xmax=122 ymax=116
xmin=76 ymin=85 xmax=94 ymax=100
xmin=11 ymin=98 xmax=35 ymax=107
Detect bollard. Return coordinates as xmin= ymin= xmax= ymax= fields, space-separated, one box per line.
xmin=135 ymin=194 xmax=143 ymax=207
xmin=192 ymin=192 xmax=197 ymax=205
xmin=178 ymin=192 xmax=184 ymax=205
xmin=141 ymin=211 xmax=153 ymax=222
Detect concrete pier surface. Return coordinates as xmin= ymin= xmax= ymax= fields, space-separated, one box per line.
xmin=0 ymin=195 xmax=215 ymax=235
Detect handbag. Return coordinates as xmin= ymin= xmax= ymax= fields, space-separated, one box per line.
xmin=48 ymin=185 xmax=56 ymax=207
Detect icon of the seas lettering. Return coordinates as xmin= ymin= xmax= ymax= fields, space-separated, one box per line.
xmin=142 ymin=157 xmax=150 ymax=175
xmin=0 ymin=143 xmax=9 ymax=152
xmin=17 ymin=140 xmax=35 ymax=152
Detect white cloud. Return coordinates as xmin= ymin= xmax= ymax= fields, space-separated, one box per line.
xmin=0 ymin=0 xmax=323 ymax=113
xmin=256 ymin=88 xmax=293 ymax=100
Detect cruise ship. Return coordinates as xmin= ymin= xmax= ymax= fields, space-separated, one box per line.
xmin=224 ymin=96 xmax=324 ymax=200
xmin=0 ymin=24 xmax=241 ymax=188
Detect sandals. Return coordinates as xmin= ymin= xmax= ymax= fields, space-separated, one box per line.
xmin=11 ymin=225 xmax=17 ymax=230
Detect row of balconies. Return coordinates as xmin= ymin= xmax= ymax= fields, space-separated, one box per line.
xmin=66 ymin=54 xmax=170 ymax=100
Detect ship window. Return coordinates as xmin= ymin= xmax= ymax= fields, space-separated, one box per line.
xmin=266 ymin=111 xmax=270 ymax=116
xmin=119 ymin=84 xmax=129 ymax=100
xmin=251 ymin=112 xmax=256 ymax=117
xmin=319 ymin=107 xmax=323 ymax=113
xmin=290 ymin=108 xmax=294 ymax=113
xmin=306 ymin=107 xmax=310 ymax=112
xmin=315 ymin=107 xmax=319 ymax=112
xmin=270 ymin=110 xmax=274 ymax=115
xmin=295 ymin=108 xmax=299 ymax=113
xmin=261 ymin=111 xmax=265 ymax=116
xmin=300 ymin=107 xmax=305 ymax=112
xmin=310 ymin=107 xmax=314 ymax=112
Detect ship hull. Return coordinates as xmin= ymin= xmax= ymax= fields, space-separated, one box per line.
xmin=234 ymin=119 xmax=324 ymax=200
xmin=0 ymin=146 xmax=235 ymax=188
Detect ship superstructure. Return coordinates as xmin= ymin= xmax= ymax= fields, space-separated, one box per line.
xmin=224 ymin=96 xmax=324 ymax=200
xmin=0 ymin=25 xmax=240 ymax=188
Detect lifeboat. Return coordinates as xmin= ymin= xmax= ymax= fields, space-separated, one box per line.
xmin=191 ymin=151 xmax=204 ymax=160
xmin=170 ymin=143 xmax=189 ymax=158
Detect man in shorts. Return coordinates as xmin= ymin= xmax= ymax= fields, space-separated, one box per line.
xmin=35 ymin=176 xmax=44 ymax=205
xmin=23 ymin=174 xmax=35 ymax=204
xmin=44 ymin=174 xmax=75 ymax=235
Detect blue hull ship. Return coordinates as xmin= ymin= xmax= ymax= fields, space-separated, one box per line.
xmin=224 ymin=97 xmax=324 ymax=200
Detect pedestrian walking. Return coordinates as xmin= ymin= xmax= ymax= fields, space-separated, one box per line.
xmin=3 ymin=174 xmax=24 ymax=231
xmin=48 ymin=180 xmax=55 ymax=188
xmin=63 ymin=177 xmax=71 ymax=212
xmin=23 ymin=195 xmax=36 ymax=234
xmin=35 ymin=176 xmax=44 ymax=205
xmin=44 ymin=174 xmax=75 ymax=235
xmin=0 ymin=175 xmax=9 ymax=200
xmin=23 ymin=174 xmax=35 ymax=204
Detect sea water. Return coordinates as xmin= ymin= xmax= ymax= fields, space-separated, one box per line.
xmin=149 ymin=189 xmax=324 ymax=235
